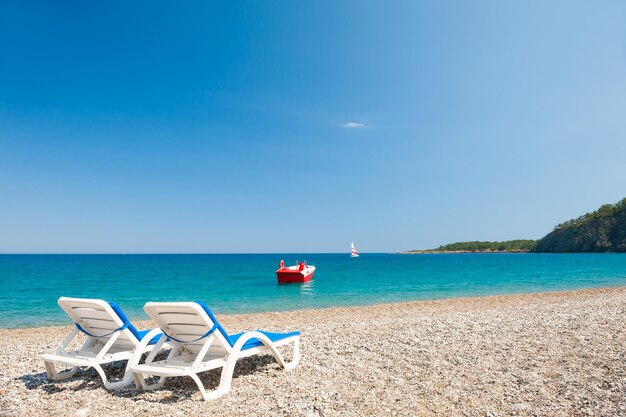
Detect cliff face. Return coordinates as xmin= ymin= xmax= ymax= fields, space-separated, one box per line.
xmin=533 ymin=199 xmax=626 ymax=253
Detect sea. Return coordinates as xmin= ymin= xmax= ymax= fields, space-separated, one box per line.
xmin=1 ymin=253 xmax=625 ymax=328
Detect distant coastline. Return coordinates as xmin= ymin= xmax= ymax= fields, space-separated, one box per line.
xmin=405 ymin=197 xmax=626 ymax=254
xmin=401 ymin=249 xmax=530 ymax=254
xmin=402 ymin=240 xmax=536 ymax=254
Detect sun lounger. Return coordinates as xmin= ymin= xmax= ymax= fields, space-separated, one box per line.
xmin=129 ymin=301 xmax=300 ymax=400
xmin=41 ymin=297 xmax=165 ymax=389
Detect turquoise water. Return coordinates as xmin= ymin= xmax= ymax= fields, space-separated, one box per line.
xmin=1 ymin=253 xmax=625 ymax=328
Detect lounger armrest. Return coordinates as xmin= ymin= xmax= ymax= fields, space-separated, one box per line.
xmin=129 ymin=328 xmax=164 ymax=368
xmin=229 ymin=331 xmax=299 ymax=371
xmin=55 ymin=327 xmax=79 ymax=355
xmin=231 ymin=331 xmax=271 ymax=352
xmin=95 ymin=331 xmax=121 ymax=361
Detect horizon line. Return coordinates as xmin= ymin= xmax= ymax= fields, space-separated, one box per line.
xmin=0 ymin=252 xmax=385 ymax=255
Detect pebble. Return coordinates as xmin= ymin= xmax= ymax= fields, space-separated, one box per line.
xmin=75 ymin=408 xmax=90 ymax=417
xmin=0 ymin=287 xmax=624 ymax=416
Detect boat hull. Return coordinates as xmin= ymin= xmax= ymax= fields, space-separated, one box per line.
xmin=276 ymin=268 xmax=315 ymax=283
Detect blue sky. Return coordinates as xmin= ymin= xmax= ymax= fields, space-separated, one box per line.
xmin=1 ymin=1 xmax=625 ymax=253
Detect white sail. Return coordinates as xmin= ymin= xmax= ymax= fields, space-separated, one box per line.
xmin=351 ymin=242 xmax=359 ymax=257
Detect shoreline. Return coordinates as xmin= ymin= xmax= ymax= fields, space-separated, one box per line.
xmin=2 ymin=283 xmax=626 ymax=330
xmin=2 ymin=286 xmax=626 ymax=416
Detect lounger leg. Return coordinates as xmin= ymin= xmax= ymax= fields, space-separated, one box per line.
xmin=132 ymin=370 xmax=167 ymax=390
xmin=106 ymin=371 xmax=135 ymax=390
xmin=43 ymin=361 xmax=79 ymax=381
xmin=108 ymin=359 xmax=138 ymax=390
xmin=189 ymin=372 xmax=230 ymax=401
xmin=254 ymin=337 xmax=301 ymax=371
xmin=137 ymin=375 xmax=166 ymax=390
xmin=93 ymin=364 xmax=135 ymax=390
xmin=281 ymin=338 xmax=300 ymax=371
xmin=132 ymin=372 xmax=147 ymax=390
xmin=202 ymin=332 xmax=301 ymax=402
xmin=93 ymin=364 xmax=112 ymax=389
xmin=198 ymin=337 xmax=299 ymax=402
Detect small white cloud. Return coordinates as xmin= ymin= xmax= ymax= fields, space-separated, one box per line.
xmin=342 ymin=122 xmax=365 ymax=128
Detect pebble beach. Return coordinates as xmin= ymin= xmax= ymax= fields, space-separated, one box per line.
xmin=1 ymin=287 xmax=625 ymax=417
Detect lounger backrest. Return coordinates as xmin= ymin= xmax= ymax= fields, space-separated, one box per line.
xmin=143 ymin=302 xmax=232 ymax=354
xmin=58 ymin=297 xmax=138 ymax=349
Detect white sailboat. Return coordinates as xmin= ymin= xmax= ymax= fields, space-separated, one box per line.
xmin=350 ymin=242 xmax=359 ymax=257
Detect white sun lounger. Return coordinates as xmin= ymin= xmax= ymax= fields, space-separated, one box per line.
xmin=41 ymin=297 xmax=165 ymax=389
xmin=129 ymin=301 xmax=300 ymax=401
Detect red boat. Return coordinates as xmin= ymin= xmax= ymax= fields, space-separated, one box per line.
xmin=276 ymin=260 xmax=316 ymax=283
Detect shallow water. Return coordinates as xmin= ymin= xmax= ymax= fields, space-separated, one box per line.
xmin=1 ymin=253 xmax=625 ymax=328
